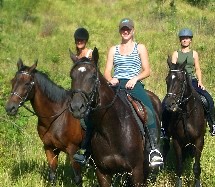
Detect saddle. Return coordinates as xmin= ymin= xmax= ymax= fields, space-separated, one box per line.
xmin=127 ymin=94 xmax=148 ymax=125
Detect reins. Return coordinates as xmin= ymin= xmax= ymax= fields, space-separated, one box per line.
xmin=22 ymin=103 xmax=70 ymax=119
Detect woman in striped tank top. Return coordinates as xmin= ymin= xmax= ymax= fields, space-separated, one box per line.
xmin=104 ymin=18 xmax=163 ymax=168
xmin=171 ymin=28 xmax=215 ymax=136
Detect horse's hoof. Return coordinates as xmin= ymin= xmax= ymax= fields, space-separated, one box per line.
xmin=74 ymin=176 xmax=82 ymax=186
xmin=194 ymin=179 xmax=201 ymax=187
xmin=176 ymin=177 xmax=182 ymax=187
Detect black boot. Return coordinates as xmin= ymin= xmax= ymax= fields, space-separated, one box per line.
xmin=207 ymin=107 xmax=215 ymax=136
xmin=146 ymin=127 xmax=164 ymax=168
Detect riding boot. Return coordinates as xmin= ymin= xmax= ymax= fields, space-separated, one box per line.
xmin=207 ymin=107 xmax=215 ymax=136
xmin=144 ymin=106 xmax=163 ymax=168
xmin=73 ymin=117 xmax=93 ymax=164
xmin=146 ymin=126 xmax=164 ymax=167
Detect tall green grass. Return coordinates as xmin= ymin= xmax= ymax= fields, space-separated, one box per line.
xmin=0 ymin=0 xmax=215 ymax=186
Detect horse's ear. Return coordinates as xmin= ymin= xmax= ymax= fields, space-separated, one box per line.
xmin=167 ymin=55 xmax=172 ymax=69
xmin=17 ymin=58 xmax=24 ymax=70
xmin=92 ymin=47 xmax=99 ymax=65
xmin=29 ymin=59 xmax=38 ymax=73
xmin=69 ymin=48 xmax=78 ymax=63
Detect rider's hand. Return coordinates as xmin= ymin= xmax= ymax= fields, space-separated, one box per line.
xmin=125 ymin=77 xmax=138 ymax=90
xmin=198 ymin=81 xmax=205 ymax=90
xmin=109 ymin=77 xmax=119 ymax=86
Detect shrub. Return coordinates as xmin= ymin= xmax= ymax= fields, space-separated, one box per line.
xmin=186 ymin=0 xmax=210 ymax=8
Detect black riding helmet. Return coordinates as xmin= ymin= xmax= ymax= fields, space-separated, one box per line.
xmin=74 ymin=28 xmax=89 ymax=41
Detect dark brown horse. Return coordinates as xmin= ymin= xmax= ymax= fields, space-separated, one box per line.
xmin=162 ymin=56 xmax=206 ymax=187
xmin=69 ymin=48 xmax=162 ymax=186
xmin=5 ymin=59 xmax=84 ymax=186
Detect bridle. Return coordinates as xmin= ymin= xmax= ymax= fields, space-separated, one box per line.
xmin=70 ymin=60 xmax=118 ymax=117
xmin=166 ymin=69 xmax=193 ymax=107
xmin=11 ymin=71 xmax=35 ymax=108
xmin=11 ymin=71 xmax=69 ymax=118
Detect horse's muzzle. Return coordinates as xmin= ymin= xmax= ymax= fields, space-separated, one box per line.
xmin=165 ymin=98 xmax=180 ymax=112
xmin=5 ymin=102 xmax=19 ymax=116
xmin=69 ymin=102 xmax=86 ymax=119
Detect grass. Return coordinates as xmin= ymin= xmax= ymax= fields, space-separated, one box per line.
xmin=0 ymin=0 xmax=215 ymax=186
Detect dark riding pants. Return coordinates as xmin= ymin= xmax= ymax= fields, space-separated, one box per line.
xmin=192 ymin=79 xmax=214 ymax=110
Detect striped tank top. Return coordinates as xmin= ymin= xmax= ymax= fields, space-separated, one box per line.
xmin=113 ymin=42 xmax=141 ymax=79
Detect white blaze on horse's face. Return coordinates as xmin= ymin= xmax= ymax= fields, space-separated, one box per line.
xmin=78 ymin=67 xmax=86 ymax=72
xmin=171 ymin=74 xmax=176 ymax=80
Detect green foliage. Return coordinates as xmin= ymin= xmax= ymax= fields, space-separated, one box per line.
xmin=0 ymin=0 xmax=215 ymax=186
xmin=186 ymin=0 xmax=210 ymax=8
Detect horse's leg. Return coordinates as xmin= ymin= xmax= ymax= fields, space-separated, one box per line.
xmin=44 ymin=146 xmax=60 ymax=185
xmin=95 ymin=168 xmax=112 ymax=187
xmin=67 ymin=146 xmax=82 ymax=186
xmin=193 ymin=137 xmax=204 ymax=187
xmin=172 ymin=139 xmax=183 ymax=187
xmin=129 ymin=166 xmax=145 ymax=187
xmin=161 ymin=111 xmax=171 ymax=163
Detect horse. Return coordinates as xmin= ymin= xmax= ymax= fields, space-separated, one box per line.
xmin=69 ymin=47 xmax=162 ymax=186
xmin=5 ymin=59 xmax=84 ymax=186
xmin=162 ymin=56 xmax=206 ymax=187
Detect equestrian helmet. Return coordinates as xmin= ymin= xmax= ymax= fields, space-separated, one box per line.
xmin=74 ymin=28 xmax=89 ymax=41
xmin=178 ymin=28 xmax=193 ymax=38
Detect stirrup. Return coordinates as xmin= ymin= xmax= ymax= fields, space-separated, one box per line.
xmin=149 ymin=149 xmax=164 ymax=167
xmin=211 ymin=125 xmax=215 ymax=136
xmin=73 ymin=149 xmax=87 ymax=165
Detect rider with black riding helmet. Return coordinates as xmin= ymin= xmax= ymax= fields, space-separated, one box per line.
xmin=73 ymin=27 xmax=92 ymax=59
xmin=72 ymin=27 xmax=93 ymax=164
xmin=171 ymin=28 xmax=215 ymax=136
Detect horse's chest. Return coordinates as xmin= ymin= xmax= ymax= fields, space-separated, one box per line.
xmin=37 ymin=126 xmax=65 ymax=148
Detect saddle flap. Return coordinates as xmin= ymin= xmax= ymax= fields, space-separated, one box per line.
xmin=127 ymin=94 xmax=148 ymax=125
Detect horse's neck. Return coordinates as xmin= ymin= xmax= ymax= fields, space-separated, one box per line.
xmin=98 ymin=75 xmax=116 ymax=105
xmin=30 ymin=83 xmax=67 ymax=116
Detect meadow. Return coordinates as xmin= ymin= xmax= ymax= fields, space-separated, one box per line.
xmin=0 ymin=0 xmax=215 ymax=186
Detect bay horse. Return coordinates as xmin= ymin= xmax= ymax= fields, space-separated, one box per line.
xmin=5 ymin=59 xmax=84 ymax=186
xmin=162 ymin=56 xmax=206 ymax=187
xmin=69 ymin=47 xmax=162 ymax=186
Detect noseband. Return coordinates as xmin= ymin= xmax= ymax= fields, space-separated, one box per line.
xmin=166 ymin=69 xmax=192 ymax=107
xmin=11 ymin=71 xmax=34 ymax=107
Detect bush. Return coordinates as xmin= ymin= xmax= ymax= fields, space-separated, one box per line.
xmin=186 ymin=0 xmax=210 ymax=8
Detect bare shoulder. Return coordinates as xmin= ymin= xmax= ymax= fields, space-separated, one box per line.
xmin=108 ymin=45 xmax=116 ymax=54
xmin=137 ymin=43 xmax=147 ymax=53
xmin=172 ymin=50 xmax=178 ymax=56
xmin=193 ymin=50 xmax=198 ymax=57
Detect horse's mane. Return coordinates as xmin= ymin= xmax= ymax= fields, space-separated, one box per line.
xmin=35 ymin=71 xmax=69 ymax=102
xmin=18 ymin=66 xmax=69 ymax=102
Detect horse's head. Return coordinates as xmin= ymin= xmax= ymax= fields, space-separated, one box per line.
xmin=5 ymin=58 xmax=37 ymax=115
xmin=69 ymin=47 xmax=99 ymax=118
xmin=164 ymin=56 xmax=190 ymax=112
